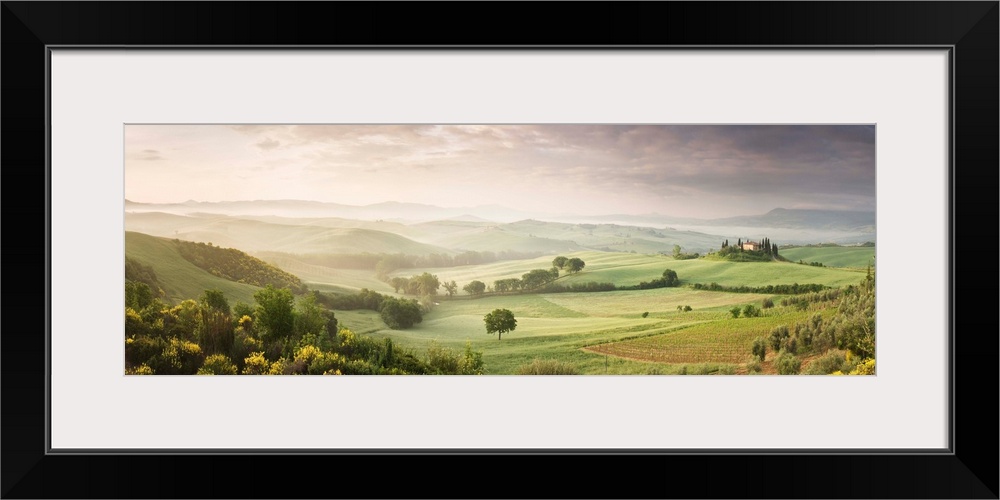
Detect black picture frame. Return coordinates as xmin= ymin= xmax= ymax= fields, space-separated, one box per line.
xmin=3 ymin=2 xmax=996 ymax=498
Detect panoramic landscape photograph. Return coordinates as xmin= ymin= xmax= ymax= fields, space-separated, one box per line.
xmin=124 ymin=124 xmax=876 ymax=375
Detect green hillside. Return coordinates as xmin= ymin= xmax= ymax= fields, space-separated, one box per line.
xmin=778 ymin=246 xmax=876 ymax=268
xmin=394 ymin=250 xmax=864 ymax=293
xmin=428 ymin=226 xmax=588 ymax=253
xmin=557 ymin=252 xmax=865 ymax=288
xmin=498 ymin=220 xmax=723 ymax=254
xmin=401 ymin=218 xmax=726 ymax=254
xmin=357 ymin=288 xmax=775 ymax=374
xmin=125 ymin=231 xmax=264 ymax=305
xmin=258 ymin=253 xmax=398 ymax=295
xmin=125 ymin=212 xmax=453 ymax=255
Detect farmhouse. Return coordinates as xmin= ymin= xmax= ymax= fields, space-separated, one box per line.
xmin=742 ymin=241 xmax=762 ymax=251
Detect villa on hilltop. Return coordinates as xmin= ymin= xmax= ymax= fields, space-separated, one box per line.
xmin=741 ymin=241 xmax=762 ymax=251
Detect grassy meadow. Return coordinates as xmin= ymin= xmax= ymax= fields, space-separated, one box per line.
xmin=778 ymin=246 xmax=876 ymax=269
xmin=126 ymin=225 xmax=873 ymax=375
xmin=312 ymin=251 xmax=865 ymax=374
xmin=125 ymin=231 xmax=262 ymax=305
xmin=390 ymin=250 xmax=867 ymax=292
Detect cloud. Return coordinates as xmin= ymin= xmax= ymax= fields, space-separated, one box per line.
xmin=136 ymin=149 xmax=164 ymax=161
xmin=125 ymin=124 xmax=877 ymax=217
xmin=255 ymin=137 xmax=280 ymax=150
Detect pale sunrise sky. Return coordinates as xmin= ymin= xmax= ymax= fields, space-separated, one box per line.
xmin=124 ymin=124 xmax=876 ymax=219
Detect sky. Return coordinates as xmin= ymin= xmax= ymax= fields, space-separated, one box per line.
xmin=124 ymin=124 xmax=876 ymax=219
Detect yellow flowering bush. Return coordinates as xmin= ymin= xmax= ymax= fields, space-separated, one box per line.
xmin=268 ymin=358 xmax=290 ymax=375
xmin=238 ymin=315 xmax=253 ymax=332
xmin=293 ymin=345 xmax=322 ymax=366
xmin=242 ymin=351 xmax=270 ymax=375
xmin=125 ymin=307 xmax=148 ymax=336
xmin=308 ymin=352 xmax=346 ymax=375
xmin=197 ymin=354 xmax=238 ymax=375
xmin=125 ymin=363 xmax=155 ymax=375
xmin=849 ymin=358 xmax=875 ymax=375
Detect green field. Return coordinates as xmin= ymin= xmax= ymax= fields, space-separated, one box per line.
xmin=779 ymin=246 xmax=876 ymax=268
xmin=586 ymin=308 xmax=835 ymax=366
xmin=125 ymin=231 xmax=262 ymax=305
xmin=127 ymin=229 xmax=867 ymax=375
xmin=257 ymin=253 xmax=398 ymax=295
xmin=338 ymin=286 xmax=808 ymax=374
xmin=392 ymin=250 xmax=866 ymax=292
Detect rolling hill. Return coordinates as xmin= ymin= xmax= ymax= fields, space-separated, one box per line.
xmin=125 ymin=231 xmax=264 ymax=305
xmin=778 ymin=245 xmax=876 ymax=268
xmin=125 ymin=212 xmax=455 ymax=255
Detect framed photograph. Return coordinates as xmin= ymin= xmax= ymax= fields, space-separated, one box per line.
xmin=4 ymin=2 xmax=996 ymax=498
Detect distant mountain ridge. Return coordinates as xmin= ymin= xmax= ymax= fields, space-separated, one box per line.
xmin=126 ymin=199 xmax=874 ymax=232
xmin=126 ymin=199 xmax=537 ymax=223
xmin=701 ymin=208 xmax=875 ymax=232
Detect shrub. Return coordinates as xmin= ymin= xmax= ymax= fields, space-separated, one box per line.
xmin=197 ymin=354 xmax=238 ymax=375
xmin=782 ymin=336 xmax=798 ymax=355
xmin=730 ymin=307 xmax=741 ymax=319
xmin=283 ymin=359 xmax=308 ymax=375
xmin=849 ymin=358 xmax=875 ymax=375
xmin=308 ymin=352 xmax=346 ymax=375
xmin=769 ymin=325 xmax=790 ymax=352
xmin=425 ymin=341 xmax=483 ymax=375
xmin=751 ymin=337 xmax=768 ymax=361
xmin=742 ymin=304 xmax=761 ymax=318
xmin=267 ymin=358 xmax=290 ymax=375
xmin=378 ymin=297 xmax=423 ymax=329
xmin=198 ymin=309 xmax=234 ymax=356
xmin=458 ymin=341 xmax=485 ymax=375
xmin=293 ymin=344 xmax=323 ymax=368
xmin=641 ymin=311 xmax=649 ymax=318
xmin=804 ymin=350 xmax=847 ymax=375
xmin=684 ymin=305 xmax=692 ymax=312
xmin=745 ymin=357 xmax=762 ymax=374
xmin=231 ymin=329 xmax=263 ymax=372
xmin=125 ymin=307 xmax=150 ymax=337
xmin=715 ymin=364 xmax=736 ymax=375
xmin=774 ymin=350 xmax=801 ymax=375
xmin=126 ymin=335 xmax=165 ymax=368
xmin=242 ymin=351 xmax=271 ymax=375
xmin=341 ymin=359 xmax=375 ymax=375
xmin=125 ymin=363 xmax=155 ymax=375
xmin=515 ymin=359 xmax=578 ymax=375
xmin=812 ymin=324 xmax=837 ymax=352
xmin=425 ymin=342 xmax=459 ymax=374
xmin=150 ymin=338 xmax=204 ymax=375
xmin=762 ymin=298 xmax=774 ymax=309
xmin=662 ymin=269 xmax=679 ymax=286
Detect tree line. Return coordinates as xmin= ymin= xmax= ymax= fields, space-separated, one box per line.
xmin=174 ymin=239 xmax=305 ymax=293
xmin=261 ymin=250 xmax=544 ymax=275
xmin=310 ymin=288 xmax=425 ymax=329
xmin=691 ymin=282 xmax=828 ymax=294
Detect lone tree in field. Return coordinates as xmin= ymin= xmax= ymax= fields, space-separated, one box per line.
xmin=484 ymin=308 xmax=517 ymax=341
xmin=565 ymin=257 xmax=585 ymax=273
